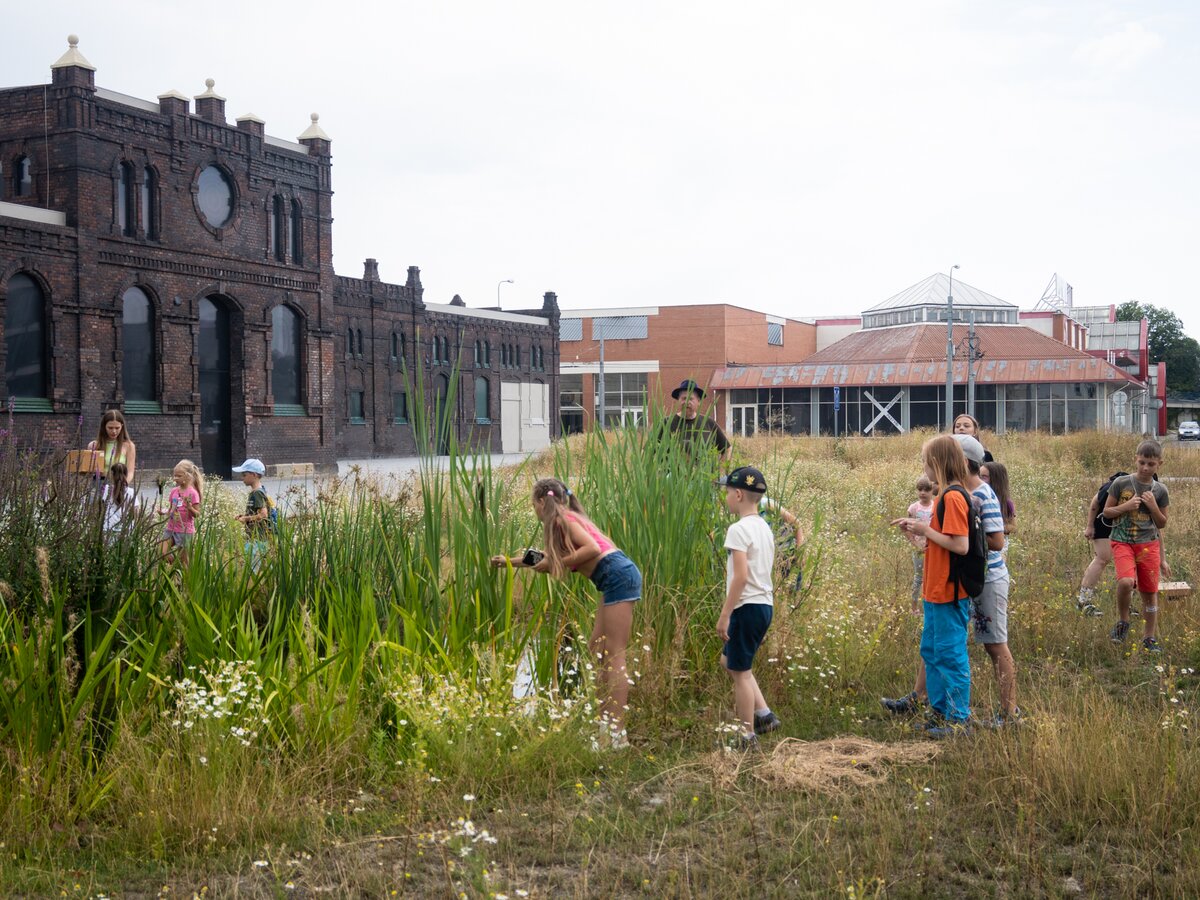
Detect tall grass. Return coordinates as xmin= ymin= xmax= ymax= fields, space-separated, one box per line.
xmin=4 ymin=417 xmax=1200 ymax=895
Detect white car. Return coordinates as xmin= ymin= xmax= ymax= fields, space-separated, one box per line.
xmin=1178 ymin=420 xmax=1200 ymax=440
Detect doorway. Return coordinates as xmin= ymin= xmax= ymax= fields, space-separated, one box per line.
xmin=199 ymin=296 xmax=232 ymax=478
xmin=731 ymin=404 xmax=757 ymax=438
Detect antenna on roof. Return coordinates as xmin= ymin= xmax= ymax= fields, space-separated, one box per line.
xmin=1037 ymin=273 xmax=1074 ymax=314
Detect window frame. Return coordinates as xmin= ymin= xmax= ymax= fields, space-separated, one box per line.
xmin=121 ymin=286 xmax=157 ymax=409
xmin=271 ymin=304 xmax=304 ymax=412
xmin=474 ymin=375 xmax=491 ymax=424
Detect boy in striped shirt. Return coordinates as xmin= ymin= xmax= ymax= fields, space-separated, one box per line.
xmin=953 ymin=435 xmax=1018 ymax=725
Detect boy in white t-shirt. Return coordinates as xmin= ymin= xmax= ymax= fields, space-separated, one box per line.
xmin=716 ymin=466 xmax=777 ymax=750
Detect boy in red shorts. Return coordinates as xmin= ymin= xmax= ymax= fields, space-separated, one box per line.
xmin=1102 ymin=439 xmax=1169 ymax=652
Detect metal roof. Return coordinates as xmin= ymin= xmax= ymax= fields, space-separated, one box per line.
xmin=709 ymin=322 xmax=1143 ymax=390
xmin=864 ymin=273 xmax=1018 ymax=312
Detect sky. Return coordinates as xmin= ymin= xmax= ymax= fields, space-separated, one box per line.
xmin=5 ymin=1 xmax=1199 ymax=329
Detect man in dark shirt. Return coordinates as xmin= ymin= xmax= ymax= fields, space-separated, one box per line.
xmin=662 ymin=379 xmax=732 ymax=461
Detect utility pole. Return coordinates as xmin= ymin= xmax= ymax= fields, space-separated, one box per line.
xmin=967 ymin=311 xmax=977 ymax=417
xmin=597 ymin=320 xmax=606 ymax=430
xmin=944 ymin=265 xmax=960 ymax=429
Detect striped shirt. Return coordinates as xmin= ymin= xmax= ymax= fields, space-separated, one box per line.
xmin=971 ymin=481 xmax=1007 ymax=581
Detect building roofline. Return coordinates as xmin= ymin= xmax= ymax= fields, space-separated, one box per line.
xmin=424 ymin=301 xmax=548 ymax=327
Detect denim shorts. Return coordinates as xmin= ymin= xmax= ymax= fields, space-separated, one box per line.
xmin=163 ymin=529 xmax=194 ymax=548
xmin=723 ymin=603 xmax=773 ymax=672
xmin=589 ymin=551 xmax=642 ymax=605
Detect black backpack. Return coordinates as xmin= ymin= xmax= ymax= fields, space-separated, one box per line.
xmin=936 ymin=485 xmax=987 ymax=599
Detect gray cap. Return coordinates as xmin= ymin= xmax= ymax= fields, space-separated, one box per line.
xmin=952 ymin=434 xmax=985 ymax=465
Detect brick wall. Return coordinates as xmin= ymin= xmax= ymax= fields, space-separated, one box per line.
xmin=1 ymin=47 xmax=559 ymax=474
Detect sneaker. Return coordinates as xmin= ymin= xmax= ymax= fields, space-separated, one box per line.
xmin=734 ymin=733 xmax=760 ymax=752
xmin=753 ymin=711 xmax=782 ymax=735
xmin=925 ymin=720 xmax=972 ymax=739
xmin=1077 ymin=600 xmax=1103 ymax=618
xmin=985 ymin=708 xmax=1024 ymax=729
xmin=1141 ymin=636 xmax=1162 ymax=654
xmin=1110 ymin=620 xmax=1131 ymax=643
xmin=881 ymin=691 xmax=921 ymax=715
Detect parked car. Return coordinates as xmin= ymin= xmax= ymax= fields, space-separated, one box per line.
xmin=1178 ymin=420 xmax=1200 ymax=440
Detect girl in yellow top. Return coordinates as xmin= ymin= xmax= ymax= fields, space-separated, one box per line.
xmin=87 ymin=410 xmax=137 ymax=481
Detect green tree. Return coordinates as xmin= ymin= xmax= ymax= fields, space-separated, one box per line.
xmin=1163 ymin=336 xmax=1200 ymax=394
xmin=1116 ymin=301 xmax=1186 ymax=362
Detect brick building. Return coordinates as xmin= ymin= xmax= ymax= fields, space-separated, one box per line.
xmin=0 ymin=37 xmax=558 ymax=476
xmin=557 ymin=304 xmax=815 ymax=434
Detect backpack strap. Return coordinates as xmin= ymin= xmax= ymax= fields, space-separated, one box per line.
xmin=936 ymin=485 xmax=971 ymax=599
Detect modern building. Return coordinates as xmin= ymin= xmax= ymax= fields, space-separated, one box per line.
xmin=557 ymin=304 xmax=814 ymax=434
xmin=0 ymin=37 xmax=558 ymax=475
xmin=709 ymin=273 xmax=1158 ymax=436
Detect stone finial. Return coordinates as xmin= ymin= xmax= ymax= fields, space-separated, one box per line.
xmin=363 ymin=258 xmax=380 ymax=282
xmin=195 ymin=78 xmax=225 ymax=100
xmin=51 ymin=34 xmax=96 ymax=71
xmin=542 ymin=291 xmax=560 ymax=316
xmin=450 ymin=294 xmax=466 ymax=307
xmin=298 ymin=112 xmax=331 ymax=142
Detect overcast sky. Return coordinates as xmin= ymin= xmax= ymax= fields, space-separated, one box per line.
xmin=6 ymin=2 xmax=1198 ymax=329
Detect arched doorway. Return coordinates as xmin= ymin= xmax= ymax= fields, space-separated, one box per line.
xmin=199 ymin=296 xmax=233 ymax=477
xmin=434 ymin=373 xmax=451 ymax=456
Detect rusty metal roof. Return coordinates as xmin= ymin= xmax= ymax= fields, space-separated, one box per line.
xmin=710 ymin=323 xmax=1144 ymax=389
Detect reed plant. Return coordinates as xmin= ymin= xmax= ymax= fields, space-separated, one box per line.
xmin=3 ymin=416 xmax=1200 ymax=895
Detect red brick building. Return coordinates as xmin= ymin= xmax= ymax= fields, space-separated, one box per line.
xmin=1 ymin=37 xmax=558 ymax=476
xmin=557 ymin=304 xmax=815 ymax=433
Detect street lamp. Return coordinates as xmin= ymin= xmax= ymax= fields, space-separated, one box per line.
xmin=945 ymin=265 xmax=960 ymax=430
xmin=496 ymin=279 xmax=513 ymax=308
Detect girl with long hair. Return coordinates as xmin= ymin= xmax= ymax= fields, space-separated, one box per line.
xmin=100 ymin=462 xmax=138 ymax=534
xmin=87 ymin=410 xmax=138 ymax=481
xmin=891 ymin=435 xmax=973 ymax=735
xmin=492 ymin=477 xmax=643 ymax=748
xmin=159 ymin=459 xmax=202 ymax=564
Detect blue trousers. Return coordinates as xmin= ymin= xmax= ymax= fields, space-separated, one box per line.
xmin=921 ymin=598 xmax=972 ymax=722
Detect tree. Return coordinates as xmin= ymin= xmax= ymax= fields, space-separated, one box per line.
xmin=1163 ymin=336 xmax=1200 ymax=394
xmin=1116 ymin=301 xmax=1198 ymax=395
xmin=1116 ymin=301 xmax=1186 ymax=362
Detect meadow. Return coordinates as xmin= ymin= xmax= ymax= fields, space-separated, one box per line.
xmin=1 ymin=421 xmax=1199 ymax=899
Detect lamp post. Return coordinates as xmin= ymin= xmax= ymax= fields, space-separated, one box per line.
xmin=496 ymin=278 xmax=513 ymax=308
xmin=944 ymin=265 xmax=960 ymax=430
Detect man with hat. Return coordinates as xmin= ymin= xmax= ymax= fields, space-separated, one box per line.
xmin=662 ymin=378 xmax=732 ymax=461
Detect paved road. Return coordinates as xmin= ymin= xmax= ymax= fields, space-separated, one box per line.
xmin=136 ymin=452 xmax=537 ymax=510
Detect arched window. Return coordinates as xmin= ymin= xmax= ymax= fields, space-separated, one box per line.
xmin=272 ymin=305 xmax=302 ymax=407
xmin=121 ymin=287 xmax=155 ymax=402
xmin=347 ymin=326 xmax=355 ymax=358
xmin=4 ymin=273 xmax=47 ymax=398
xmin=501 ymin=343 xmax=508 ymax=368
xmin=13 ymin=156 xmax=32 ymax=198
xmin=272 ymin=195 xmax=286 ymax=262
xmin=484 ymin=340 xmax=491 ymax=367
xmin=474 ymin=340 xmax=481 ymax=367
xmin=357 ymin=329 xmax=365 ymax=358
xmin=475 ymin=375 xmax=490 ymax=422
xmin=392 ymin=332 xmax=400 ymax=361
xmin=140 ymin=167 xmax=156 ymax=237
xmin=516 ymin=344 xmax=522 ymax=368
xmin=290 ymin=199 xmax=303 ymax=264
xmin=118 ymin=162 xmax=136 ymax=236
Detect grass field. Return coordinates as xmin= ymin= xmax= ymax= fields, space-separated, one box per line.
xmin=2 ymin=427 xmax=1199 ymax=898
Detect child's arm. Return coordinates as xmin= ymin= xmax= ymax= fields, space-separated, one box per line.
xmin=1101 ymin=493 xmax=1137 ymax=520
xmin=717 ymin=549 xmax=749 ymax=641
xmin=557 ymin=519 xmax=603 ymax=571
xmin=491 ymin=554 xmax=529 ymax=568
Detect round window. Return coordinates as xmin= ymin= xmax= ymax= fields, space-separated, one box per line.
xmin=197 ymin=165 xmax=234 ymax=227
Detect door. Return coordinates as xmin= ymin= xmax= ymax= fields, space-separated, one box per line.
xmin=433 ymin=373 xmax=451 ymax=455
xmin=732 ymin=404 xmax=757 ymax=438
xmin=199 ymin=296 xmax=232 ymax=478
xmin=501 ymin=382 xmax=520 ymax=453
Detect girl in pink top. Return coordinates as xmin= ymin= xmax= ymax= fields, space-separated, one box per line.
xmin=492 ymin=477 xmax=643 ymax=749
xmin=159 ymin=459 xmax=203 ymax=564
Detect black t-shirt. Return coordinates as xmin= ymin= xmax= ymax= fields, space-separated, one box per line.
xmin=662 ymin=414 xmax=730 ymax=457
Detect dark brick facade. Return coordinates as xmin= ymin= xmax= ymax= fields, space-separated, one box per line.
xmin=0 ymin=38 xmax=558 ymax=475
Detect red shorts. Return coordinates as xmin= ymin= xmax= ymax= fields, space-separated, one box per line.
xmin=1112 ymin=540 xmax=1161 ymax=594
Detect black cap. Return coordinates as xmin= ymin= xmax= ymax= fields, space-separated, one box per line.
xmin=716 ymin=466 xmax=767 ymax=494
xmin=671 ymin=379 xmax=705 ymax=400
